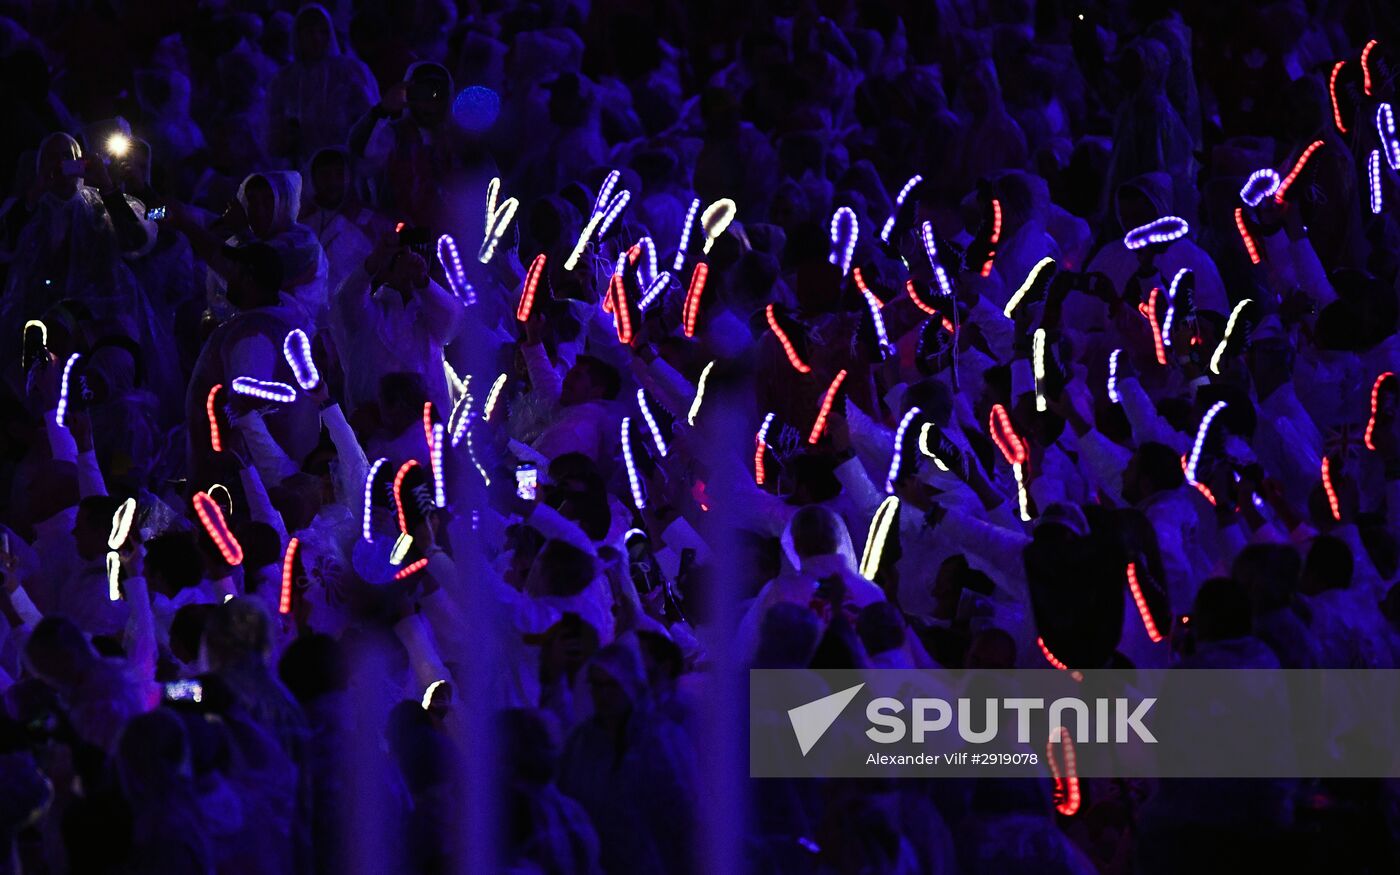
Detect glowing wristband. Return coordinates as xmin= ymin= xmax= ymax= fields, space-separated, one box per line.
xmin=363 ymin=457 xmax=389 ymax=542
xmin=107 ymin=551 xmax=122 ymax=601
xmin=1322 ymin=456 xmax=1342 ymax=521
xmin=636 ymin=389 xmax=668 ymax=457
xmin=393 ymin=557 xmax=429 ymax=580
xmin=1239 ymin=169 xmax=1280 ymax=207
xmin=193 ymin=491 xmax=244 ymax=565
xmin=1364 ymin=372 xmax=1395 ymax=450
xmin=516 ymin=253 xmax=546 ymax=322
xmin=108 ymin=497 xmax=136 ymax=551
xmin=281 ymin=329 xmax=320 ymax=390
xmin=483 ymin=373 xmax=507 ymax=421
xmin=448 ymin=393 xmax=475 ymax=448
xmin=208 ymin=483 xmax=234 ymax=517
xmin=1162 ymin=269 xmax=1190 ymax=349
xmin=807 ymin=369 xmax=849 ymax=444
xmin=918 ymin=423 xmax=951 ymax=471
xmin=1208 ymin=299 xmax=1252 ymax=375
xmin=1329 ymin=61 xmax=1349 ymax=133
xmin=906 ymin=279 xmax=938 ymax=316
xmin=392 ymin=460 xmax=420 ymax=534
xmin=1234 ymin=208 xmax=1261 ymax=265
xmin=1032 ymin=329 xmax=1048 ymax=412
xmin=1036 ymin=636 xmax=1079 ymax=680
xmin=56 ymin=352 xmax=80 ymax=427
xmin=754 ymin=412 xmax=775 ymax=485
xmin=1124 ymin=216 xmax=1188 ymax=250
xmin=23 ymin=318 xmax=46 ymax=348
xmin=881 ymin=174 xmax=922 ymax=243
xmin=674 ymin=198 xmax=700 ymax=270
xmin=1185 ymin=401 xmax=1227 ymax=484
xmin=688 ymin=361 xmax=715 ymax=426
xmin=389 ymin=531 xmax=412 ymax=566
xmin=765 ymin=303 xmax=812 ymax=373
xmin=828 ymin=206 xmax=858 ymax=277
xmin=231 ymin=377 xmax=296 ymax=403
xmin=988 ymin=403 xmax=1028 ymax=465
xmin=980 ymin=199 xmax=1002 ymax=277
xmin=609 ymin=274 xmax=633 ymax=345
xmin=430 ymin=422 xmax=446 ymax=507
xmin=1369 ymin=149 xmax=1384 ymax=214
xmin=1362 ymin=39 xmax=1379 ymax=96
xmin=1046 ymin=732 xmax=1082 ymax=815
xmin=1107 ymin=349 xmax=1122 ymax=404
xmin=885 ymin=406 xmax=922 ymax=493
xmin=621 ymin=417 xmax=646 ymax=509
xmin=279 ymin=537 xmax=299 ymax=614
xmin=421 ymin=680 xmax=446 ymax=710
xmin=638 ymin=270 xmax=671 ymax=311
xmin=920 ymin=221 xmax=955 ymax=299
xmin=1142 ymin=287 xmax=1166 ymax=366
xmin=1013 ymin=463 xmax=1032 ymax=522
xmin=858 ymin=495 xmax=900 ymax=580
xmin=1274 ymin=140 xmax=1325 ymax=203
xmin=206 ymin=383 xmax=224 ymax=452
xmin=1380 ymin=104 xmax=1400 ymax=170
xmin=421 ymin=401 xmax=435 ymax=448
xmin=443 ymin=361 xmax=468 ymax=404
xmin=436 ymin=233 xmax=474 ymax=304
xmin=1003 ymin=257 xmax=1055 ymax=318
xmin=594 ymin=188 xmax=630 ymax=242
xmin=478 ymin=177 xmax=518 ymax=263
xmin=465 ymin=419 xmax=489 ymax=486
xmin=853 ymin=268 xmax=893 ymax=356
xmin=682 ymin=263 xmax=708 ymax=337
xmin=1126 ymin=562 xmax=1164 ymax=643
xmin=564 ymin=214 xmax=602 ymax=271
xmin=701 ymin=198 xmax=736 ymax=255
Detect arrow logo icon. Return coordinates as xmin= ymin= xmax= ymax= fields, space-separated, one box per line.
xmin=787 ymin=683 xmax=864 ymax=756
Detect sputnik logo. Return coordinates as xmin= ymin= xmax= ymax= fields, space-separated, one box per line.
xmin=788 ymin=683 xmax=865 ymax=756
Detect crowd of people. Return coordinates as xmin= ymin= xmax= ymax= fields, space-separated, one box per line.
xmin=1 ymin=0 xmax=1400 ymax=872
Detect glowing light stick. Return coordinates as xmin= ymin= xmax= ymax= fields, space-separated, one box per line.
xmin=1184 ymin=401 xmax=1227 ymax=484
xmin=392 ymin=460 xmax=420 ymax=534
xmin=1369 ymin=149 xmax=1384 ymax=214
xmin=56 ymin=352 xmax=80 ymax=427
xmin=918 ymin=423 xmax=951 ymax=472
xmin=1234 ymin=208 xmax=1261 ymax=265
xmin=1013 ymin=463 xmax=1032 ymax=522
xmin=633 ymin=236 xmax=659 ymax=287
xmin=674 ymin=198 xmax=700 ymax=270
xmin=393 ymin=558 xmax=429 ymax=580
xmin=1329 ymin=61 xmax=1349 ymax=133
xmin=1380 ymin=104 xmax=1400 ymax=170
xmin=688 ymin=361 xmax=715 ymax=426
xmin=858 ymin=496 xmax=900 ymax=580
xmin=1124 ymin=216 xmax=1189 ymax=250
xmin=592 ymin=170 xmax=620 ymax=219
xmin=1003 ymin=257 xmax=1056 ymax=318
xmin=1107 ymin=349 xmax=1122 ymax=404
xmin=988 ymin=404 xmax=1028 ymax=465
xmin=636 ymin=389 xmax=668 ymax=457
xmin=594 ymin=188 xmax=631 ymax=242
xmin=366 ymin=456 xmax=389 ymax=540
xmin=701 ymin=198 xmax=736 ymax=255
xmin=1142 ymin=287 xmax=1166 ymax=366
xmin=682 ymin=264 xmax=708 ymax=337
xmin=436 ymin=234 xmax=474 ymax=304
xmin=1036 ymin=637 xmax=1081 ymax=682
xmin=430 ymin=423 xmax=446 ymax=507
xmin=1321 ymin=456 xmax=1343 ymax=521
xmin=754 ymin=412 xmax=776 ymax=485
xmin=1162 ymin=269 xmax=1190 ymax=349
xmin=192 ymin=491 xmax=244 ymax=565
xmin=1046 ymin=732 xmax=1082 ymax=815
xmin=880 ymin=174 xmax=922 ymax=243
xmin=443 ymin=361 xmax=468 ymax=403
xmin=1209 ymin=299 xmax=1253 ymax=375
xmin=448 ymin=392 xmax=475 ymax=448
xmin=482 ymin=373 xmax=507 ymax=421
xmin=765 ymin=304 xmax=812 ymax=373
xmin=208 ymin=483 xmax=233 ymax=517
xmin=906 ymin=279 xmax=939 ymax=316
xmin=1274 ymin=140 xmax=1325 ymax=203
xmin=279 ymin=537 xmax=299 ymax=614
xmin=1032 ymin=329 xmax=1048 ymax=412
xmin=206 ymin=384 xmax=224 ymax=452
xmin=920 ymin=222 xmax=955 ymax=299
xmin=281 ymin=329 xmax=320 ymax=390
xmin=564 ymin=215 xmax=602 ymax=271
xmin=230 ymin=377 xmax=296 ymax=403
xmin=1362 ymin=39 xmax=1379 ymax=96
xmin=853 ymin=268 xmax=893 ymax=356
xmin=478 ymin=177 xmax=519 ymax=263
xmin=1126 ymin=562 xmax=1164 ymax=643
xmin=465 ymin=420 xmax=490 ymax=486
xmin=107 ymin=551 xmax=122 ymax=602
xmin=389 ymin=532 xmax=413 ymax=566
xmin=885 ymin=407 xmax=922 ymax=493
xmin=828 ymin=206 xmax=858 ymax=277
xmin=638 ymin=270 xmax=671 ymax=311
xmin=609 ymin=274 xmax=633 ymax=345
xmin=421 ymin=680 xmax=446 ymax=710
xmin=1364 ymin=372 xmax=1395 ymax=450
xmin=1239 ymin=169 xmax=1281 ymax=207
xmin=421 ymin=401 xmax=434 ymax=448
xmin=807 ymin=369 xmax=849 ymax=444
xmin=108 ymin=498 xmax=136 ymax=551
xmin=621 ymin=417 xmax=646 ymax=509
xmin=515 ymin=253 xmax=546 ymax=322
xmin=980 ymin=199 xmax=1002 ymax=277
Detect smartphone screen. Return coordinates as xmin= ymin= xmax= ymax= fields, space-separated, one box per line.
xmin=164 ymin=679 xmax=203 ymax=703
xmin=515 ymin=464 xmax=538 ymax=501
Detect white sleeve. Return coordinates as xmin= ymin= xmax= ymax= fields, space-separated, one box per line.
xmin=522 ymin=342 xmax=564 ymax=405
